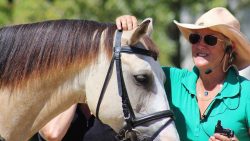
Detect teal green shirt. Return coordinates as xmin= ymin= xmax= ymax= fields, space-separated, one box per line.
xmin=162 ymin=66 xmax=250 ymax=141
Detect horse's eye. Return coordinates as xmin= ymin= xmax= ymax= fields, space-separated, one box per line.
xmin=134 ymin=74 xmax=149 ymax=85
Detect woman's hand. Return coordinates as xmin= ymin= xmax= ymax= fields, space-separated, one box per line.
xmin=115 ymin=15 xmax=138 ymax=30
xmin=209 ymin=133 xmax=239 ymax=141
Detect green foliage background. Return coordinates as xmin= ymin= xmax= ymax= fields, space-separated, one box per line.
xmin=0 ymin=0 xmax=236 ymax=67
xmin=2 ymin=0 xmax=250 ymax=66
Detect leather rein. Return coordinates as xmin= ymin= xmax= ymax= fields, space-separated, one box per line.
xmin=95 ymin=30 xmax=174 ymax=141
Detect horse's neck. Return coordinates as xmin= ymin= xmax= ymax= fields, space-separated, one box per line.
xmin=0 ymin=66 xmax=91 ymax=141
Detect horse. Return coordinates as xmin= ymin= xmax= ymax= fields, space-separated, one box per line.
xmin=0 ymin=18 xmax=179 ymax=141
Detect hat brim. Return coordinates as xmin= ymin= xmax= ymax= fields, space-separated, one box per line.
xmin=174 ymin=20 xmax=250 ymax=70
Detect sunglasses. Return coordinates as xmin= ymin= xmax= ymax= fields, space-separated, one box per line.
xmin=189 ymin=33 xmax=222 ymax=46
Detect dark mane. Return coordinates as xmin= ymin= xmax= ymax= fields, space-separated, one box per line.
xmin=0 ymin=19 xmax=116 ymax=87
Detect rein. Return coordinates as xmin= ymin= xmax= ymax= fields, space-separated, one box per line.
xmin=95 ymin=30 xmax=174 ymax=141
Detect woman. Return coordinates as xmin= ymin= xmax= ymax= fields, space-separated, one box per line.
xmin=116 ymin=7 xmax=250 ymax=141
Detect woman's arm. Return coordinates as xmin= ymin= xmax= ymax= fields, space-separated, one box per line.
xmin=39 ymin=104 xmax=77 ymax=141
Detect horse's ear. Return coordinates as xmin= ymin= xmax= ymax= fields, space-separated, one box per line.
xmin=130 ymin=18 xmax=153 ymax=45
xmin=143 ymin=18 xmax=153 ymax=37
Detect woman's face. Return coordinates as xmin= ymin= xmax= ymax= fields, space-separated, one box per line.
xmin=190 ymin=29 xmax=227 ymax=71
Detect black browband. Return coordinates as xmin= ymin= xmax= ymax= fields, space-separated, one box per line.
xmin=95 ymin=30 xmax=174 ymax=141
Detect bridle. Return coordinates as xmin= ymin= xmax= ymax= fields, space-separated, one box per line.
xmin=95 ymin=30 xmax=174 ymax=141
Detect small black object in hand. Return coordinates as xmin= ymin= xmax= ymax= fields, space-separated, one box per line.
xmin=214 ymin=120 xmax=234 ymax=138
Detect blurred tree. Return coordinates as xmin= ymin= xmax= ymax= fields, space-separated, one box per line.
xmin=0 ymin=0 xmax=178 ymax=65
xmin=8 ymin=0 xmax=13 ymax=4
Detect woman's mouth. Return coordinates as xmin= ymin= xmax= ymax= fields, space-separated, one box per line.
xmin=197 ymin=53 xmax=208 ymax=57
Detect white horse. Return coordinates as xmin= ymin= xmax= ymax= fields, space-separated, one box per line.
xmin=0 ymin=18 xmax=179 ymax=141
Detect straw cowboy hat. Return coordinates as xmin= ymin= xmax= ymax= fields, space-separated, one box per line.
xmin=174 ymin=7 xmax=250 ymax=70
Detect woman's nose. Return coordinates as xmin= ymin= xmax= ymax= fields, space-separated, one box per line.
xmin=194 ymin=42 xmax=207 ymax=50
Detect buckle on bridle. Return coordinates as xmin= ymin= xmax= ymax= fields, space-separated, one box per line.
xmin=117 ymin=128 xmax=140 ymax=141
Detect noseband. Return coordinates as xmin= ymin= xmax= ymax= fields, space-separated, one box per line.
xmin=95 ymin=30 xmax=174 ymax=141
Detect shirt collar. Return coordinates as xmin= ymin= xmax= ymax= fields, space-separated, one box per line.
xmin=181 ymin=66 xmax=240 ymax=98
xmin=181 ymin=66 xmax=199 ymax=96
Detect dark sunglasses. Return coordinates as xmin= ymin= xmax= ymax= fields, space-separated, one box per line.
xmin=189 ymin=33 xmax=221 ymax=46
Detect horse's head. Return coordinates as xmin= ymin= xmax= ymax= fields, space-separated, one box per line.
xmin=85 ymin=18 xmax=179 ymax=141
